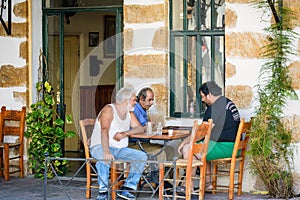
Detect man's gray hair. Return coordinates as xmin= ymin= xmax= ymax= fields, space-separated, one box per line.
xmin=115 ymin=87 xmax=135 ymax=103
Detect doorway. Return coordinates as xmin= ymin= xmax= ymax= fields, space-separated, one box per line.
xmin=43 ymin=4 xmax=123 ymax=154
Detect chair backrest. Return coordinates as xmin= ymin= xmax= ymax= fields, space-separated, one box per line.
xmin=231 ymin=118 xmax=251 ymax=160
xmin=0 ymin=106 xmax=26 ymax=144
xmin=79 ymin=118 xmax=96 ymax=159
xmin=187 ymin=119 xmax=213 ymax=166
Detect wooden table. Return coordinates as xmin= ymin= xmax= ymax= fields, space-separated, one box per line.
xmin=130 ymin=128 xmax=191 ymax=141
xmin=129 ymin=126 xmax=192 ymax=156
xmin=129 ymin=127 xmax=192 ymax=189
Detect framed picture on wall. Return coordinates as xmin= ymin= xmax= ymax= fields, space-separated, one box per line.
xmin=89 ymin=32 xmax=99 ymax=47
xmin=103 ymin=15 xmax=116 ymax=58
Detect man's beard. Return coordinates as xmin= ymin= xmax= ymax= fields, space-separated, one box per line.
xmin=127 ymin=103 xmax=134 ymax=112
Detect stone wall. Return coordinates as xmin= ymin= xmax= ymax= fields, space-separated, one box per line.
xmin=122 ymin=0 xmax=300 ymax=192
xmin=123 ymin=0 xmax=169 ymax=115
xmin=0 ymin=0 xmax=28 ymax=108
xmin=226 ymin=0 xmax=300 ymax=193
xmin=0 ymin=0 xmax=29 ymax=177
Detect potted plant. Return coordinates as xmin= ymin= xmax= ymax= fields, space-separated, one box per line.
xmin=25 ymin=81 xmax=75 ymax=178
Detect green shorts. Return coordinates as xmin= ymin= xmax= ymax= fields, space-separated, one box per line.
xmin=206 ymin=140 xmax=235 ymax=161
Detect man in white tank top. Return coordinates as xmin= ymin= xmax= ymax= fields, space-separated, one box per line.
xmin=89 ymin=87 xmax=147 ymax=200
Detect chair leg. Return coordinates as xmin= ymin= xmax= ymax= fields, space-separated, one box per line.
xmin=199 ymin=165 xmax=206 ymax=199
xmin=111 ymin=163 xmax=118 ymax=200
xmin=229 ymin=165 xmax=235 ymax=200
xmin=158 ymin=163 xmax=164 ymax=200
xmin=212 ymin=163 xmax=217 ymax=194
xmin=4 ymin=144 xmax=9 ymax=181
xmin=0 ymin=150 xmax=3 ymax=177
xmin=19 ymin=145 xmax=24 ymax=178
xmin=86 ymin=165 xmax=92 ymax=198
xmin=237 ymin=160 xmax=245 ymax=196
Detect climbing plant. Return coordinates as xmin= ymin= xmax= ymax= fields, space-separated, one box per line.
xmin=248 ymin=0 xmax=298 ymax=198
xmin=25 ymin=81 xmax=75 ymax=178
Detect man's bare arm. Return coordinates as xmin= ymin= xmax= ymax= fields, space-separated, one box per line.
xmin=113 ymin=112 xmax=145 ymax=141
xmin=99 ymin=105 xmax=114 ymax=160
xmin=127 ymin=112 xmax=145 ymax=135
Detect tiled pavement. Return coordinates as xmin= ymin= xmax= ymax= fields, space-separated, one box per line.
xmin=1 ymin=176 xmax=300 ymax=200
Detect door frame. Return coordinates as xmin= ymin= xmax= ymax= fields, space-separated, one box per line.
xmin=42 ymin=4 xmax=123 ymax=152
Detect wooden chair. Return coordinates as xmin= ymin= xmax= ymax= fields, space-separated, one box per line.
xmin=209 ymin=118 xmax=251 ymax=200
xmin=79 ymin=118 xmax=127 ymax=199
xmin=79 ymin=118 xmax=98 ymax=198
xmin=159 ymin=119 xmax=213 ymax=200
xmin=0 ymin=106 xmax=26 ymax=181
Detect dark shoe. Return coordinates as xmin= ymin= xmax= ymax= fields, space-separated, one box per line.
xmin=176 ymin=185 xmax=186 ymax=192
xmin=117 ymin=186 xmax=136 ymax=200
xmin=164 ymin=181 xmax=173 ymax=189
xmin=96 ymin=192 xmax=108 ymax=200
xmin=176 ymin=185 xmax=186 ymax=196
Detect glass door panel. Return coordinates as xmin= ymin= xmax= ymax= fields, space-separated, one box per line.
xmin=47 ymin=15 xmax=60 ymax=104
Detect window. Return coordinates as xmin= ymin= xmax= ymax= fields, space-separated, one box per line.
xmin=169 ymin=0 xmax=225 ymax=118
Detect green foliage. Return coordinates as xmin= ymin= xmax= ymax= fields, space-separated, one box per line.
xmin=25 ymin=81 xmax=75 ymax=178
xmin=248 ymin=1 xmax=298 ymax=199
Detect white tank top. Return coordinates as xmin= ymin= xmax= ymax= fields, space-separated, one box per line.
xmin=90 ymin=104 xmax=131 ymax=148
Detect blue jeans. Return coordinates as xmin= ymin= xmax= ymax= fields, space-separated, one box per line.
xmin=90 ymin=144 xmax=147 ymax=192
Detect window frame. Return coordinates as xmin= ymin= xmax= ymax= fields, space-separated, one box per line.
xmin=169 ymin=0 xmax=225 ymax=118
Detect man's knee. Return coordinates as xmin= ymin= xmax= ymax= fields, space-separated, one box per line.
xmin=138 ymin=151 xmax=148 ymax=161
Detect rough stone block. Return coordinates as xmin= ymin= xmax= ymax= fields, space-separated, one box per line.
xmin=20 ymin=41 xmax=28 ymax=61
xmin=14 ymin=1 xmax=28 ymax=19
xmin=225 ymin=85 xmax=253 ymax=109
xmin=13 ymin=91 xmax=27 ymax=104
xmin=280 ymin=114 xmax=300 ymax=143
xmin=226 ymin=32 xmax=268 ymax=58
xmin=225 ymin=8 xmax=237 ymax=28
xmin=124 ymin=28 xmax=134 ymax=51
xmin=298 ymin=39 xmax=300 ymax=56
xmin=285 ymin=0 xmax=300 ymax=27
xmin=150 ymin=83 xmax=168 ymax=115
xmin=152 ymin=27 xmax=168 ymax=50
xmin=0 ymin=22 xmax=28 ymax=38
xmin=124 ymin=4 xmax=167 ymax=24
xmin=124 ymin=54 xmax=167 ymax=79
xmin=0 ymin=65 xmax=27 ymax=87
xmin=288 ymin=61 xmax=300 ymax=90
xmin=225 ymin=62 xmax=236 ymax=79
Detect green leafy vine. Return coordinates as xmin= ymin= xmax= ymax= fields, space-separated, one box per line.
xmin=248 ymin=1 xmax=298 ymax=198
xmin=25 ymin=81 xmax=75 ymax=178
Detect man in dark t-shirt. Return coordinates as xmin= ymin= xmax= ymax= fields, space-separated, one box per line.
xmin=203 ymin=95 xmax=240 ymax=143
xmin=178 ymin=81 xmax=240 ymax=190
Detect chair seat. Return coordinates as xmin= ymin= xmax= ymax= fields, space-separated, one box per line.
xmin=176 ymin=159 xmax=203 ymax=167
xmin=211 ymin=157 xmax=243 ymax=168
